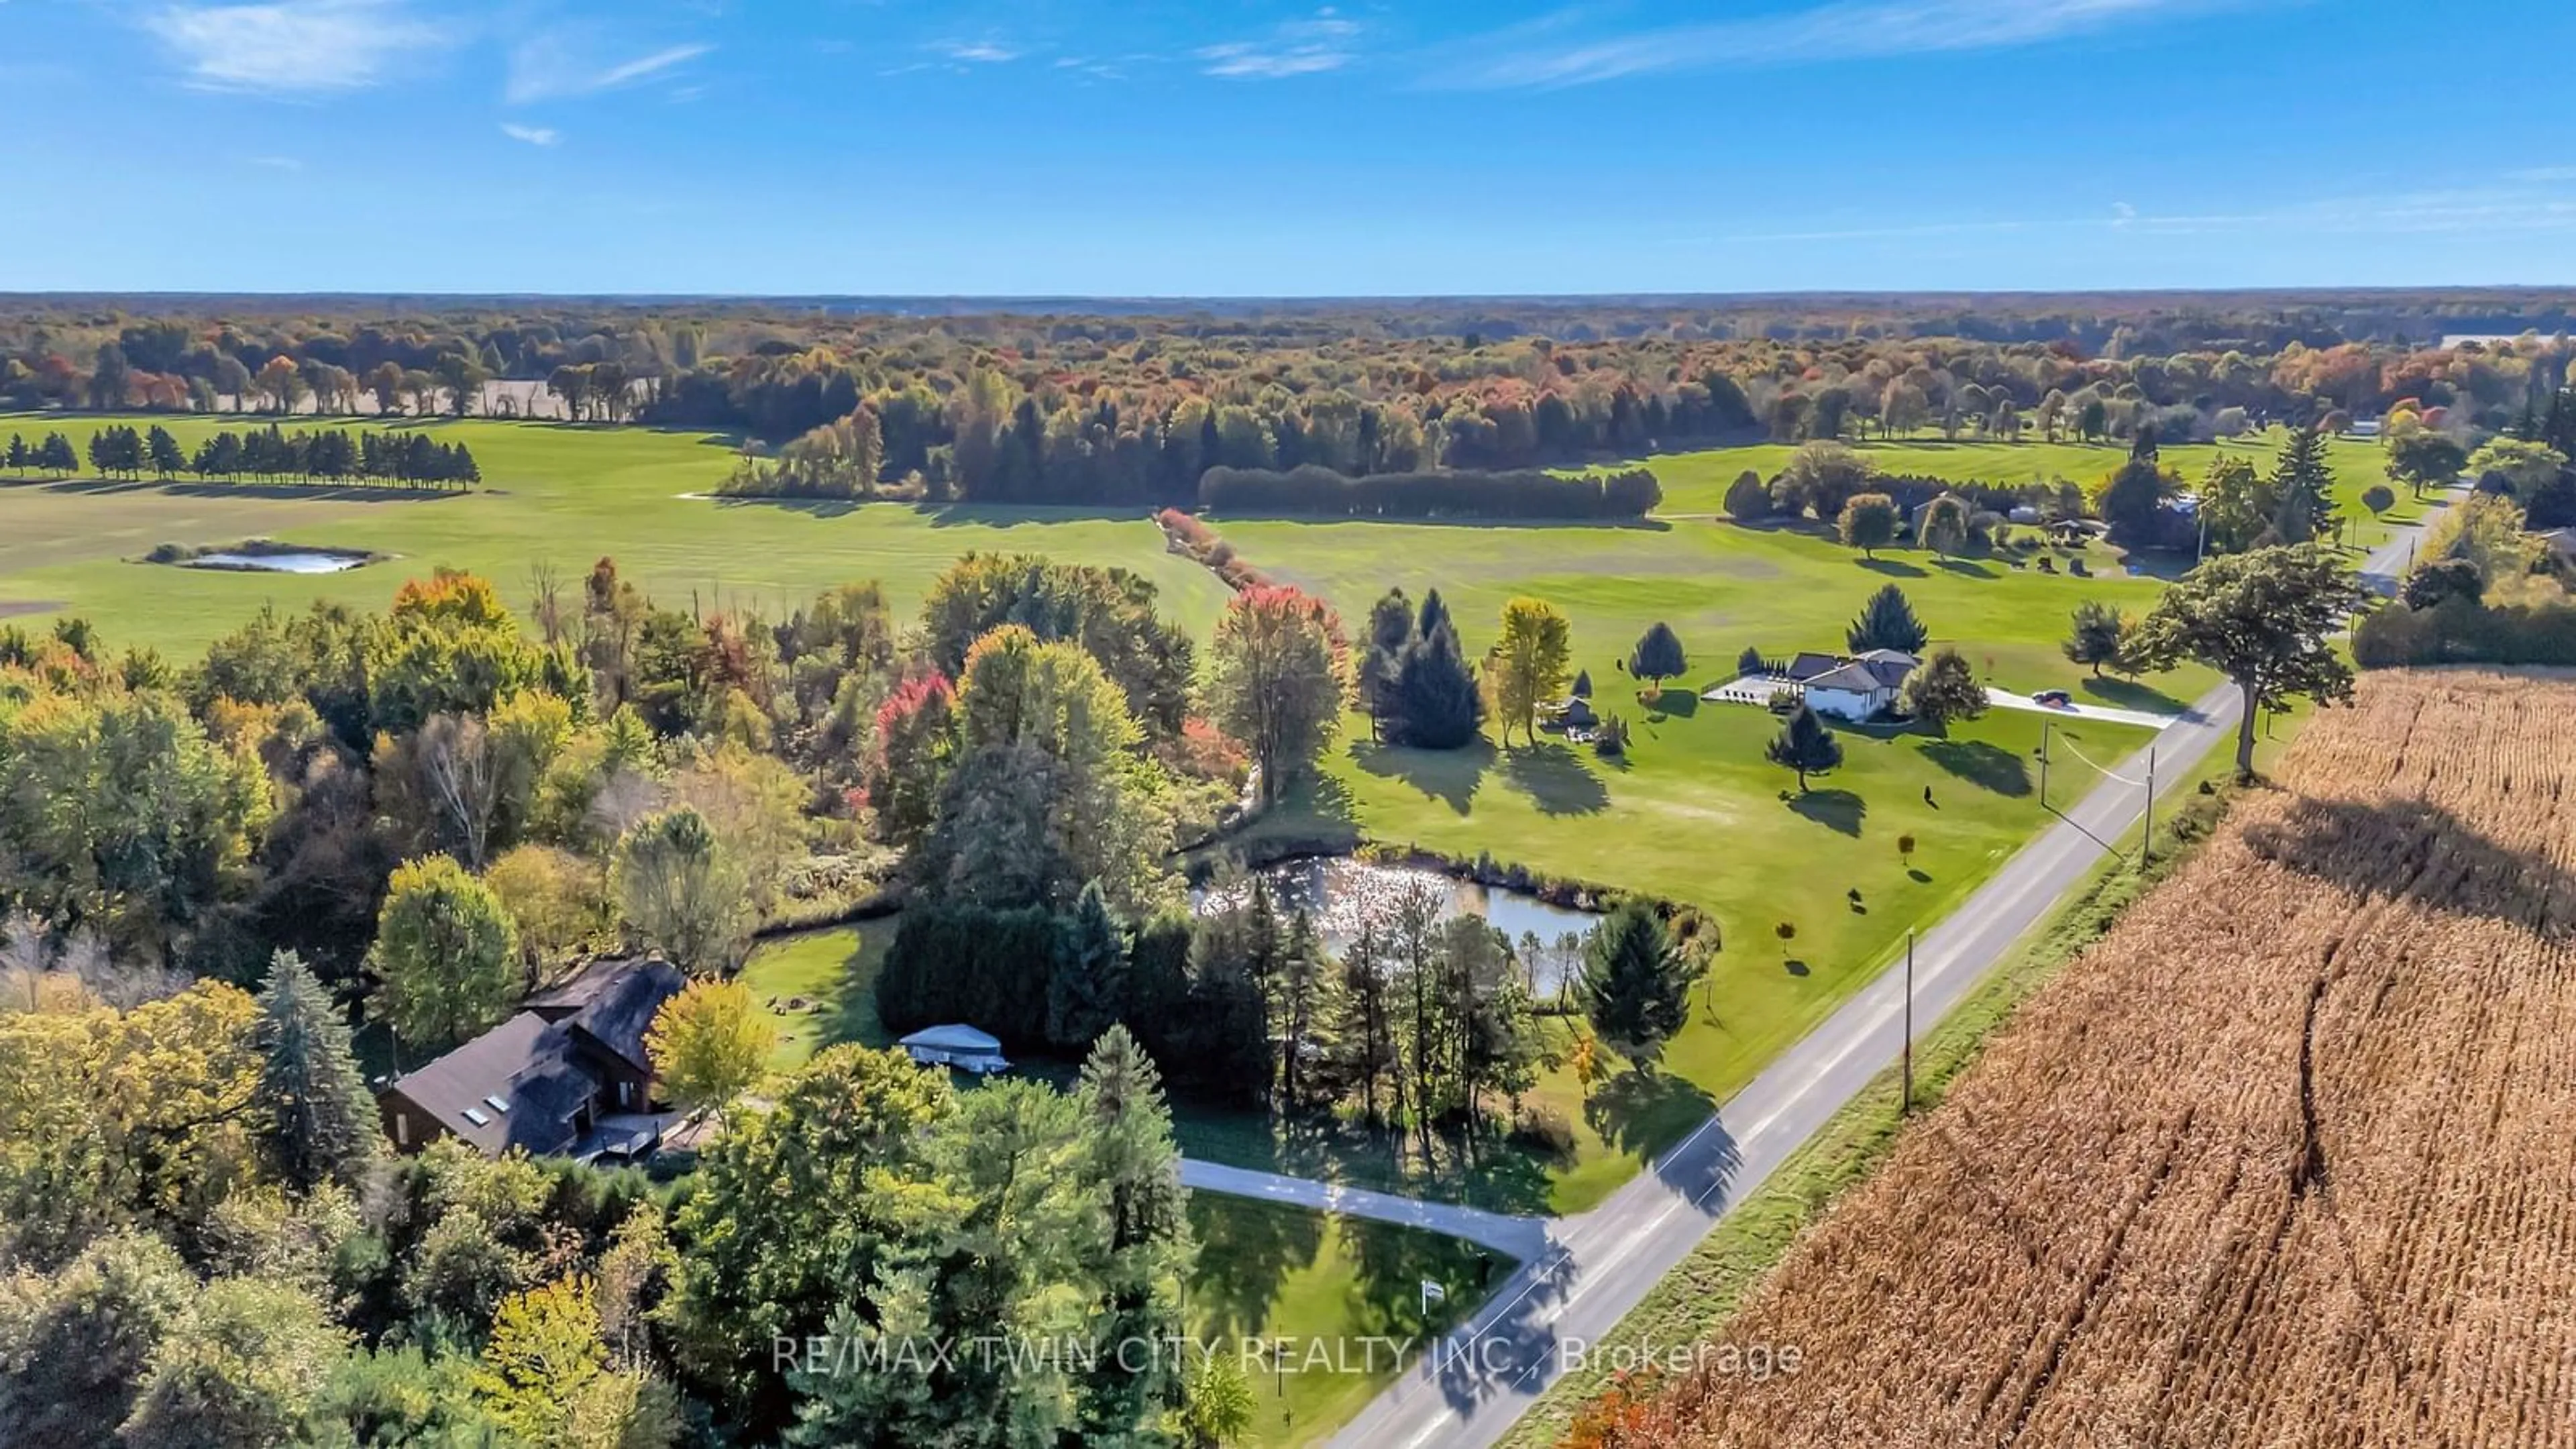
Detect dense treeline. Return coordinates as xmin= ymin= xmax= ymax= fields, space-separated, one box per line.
xmin=1200 ymin=464 xmax=1662 ymax=519
xmin=13 ymin=295 xmax=2573 ymax=514
xmin=19 ymin=422 xmax=482 ymax=488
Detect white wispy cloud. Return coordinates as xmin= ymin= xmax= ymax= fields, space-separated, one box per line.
xmin=1432 ymin=0 xmax=2257 ymax=89
xmin=1198 ymin=9 xmax=1360 ymax=79
xmin=499 ymin=121 xmax=559 ymax=146
xmin=931 ymin=39 xmax=1022 ymax=64
xmin=506 ymin=35 xmax=711 ymax=104
xmin=146 ymin=0 xmax=451 ymax=95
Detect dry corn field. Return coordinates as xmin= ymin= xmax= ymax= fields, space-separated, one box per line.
xmin=1606 ymin=669 xmax=2576 ymax=1449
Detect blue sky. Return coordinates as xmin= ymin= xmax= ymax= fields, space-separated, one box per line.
xmin=3 ymin=0 xmax=2573 ymax=295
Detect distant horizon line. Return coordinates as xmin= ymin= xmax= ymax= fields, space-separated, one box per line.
xmin=5 ymin=284 xmax=2574 ymax=309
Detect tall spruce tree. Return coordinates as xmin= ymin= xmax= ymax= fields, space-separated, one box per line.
xmin=253 ymin=949 xmax=378 ymax=1192
xmin=1578 ymin=904 xmax=1695 ymax=1071
xmin=1360 ymin=587 xmax=1415 ymax=739
xmin=1046 ymin=881 xmax=1129 ymax=1051
xmin=1845 ymin=582 xmax=1929 ymax=654
xmin=2269 ymin=427 xmax=2338 ymax=543
xmin=1766 ymin=703 xmax=1845 ymax=791
xmin=1389 ymin=598 xmax=1483 ymax=749
xmin=1072 ymin=1025 xmax=1191 ymax=1440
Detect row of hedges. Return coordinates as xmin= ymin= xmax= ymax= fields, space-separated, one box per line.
xmin=1155 ymin=507 xmax=1274 ymax=590
xmin=1200 ymin=464 xmax=1661 ymax=520
xmin=2353 ymin=594 xmax=2576 ymax=667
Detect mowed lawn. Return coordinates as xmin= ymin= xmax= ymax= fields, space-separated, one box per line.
xmin=1210 ymin=511 xmax=2183 ymax=1209
xmin=0 ymin=413 xmax=1234 ymax=654
xmin=1186 ymin=1196 xmax=1496 ymax=1449
xmin=736 ymin=922 xmax=896 ymax=1073
xmin=1633 ymin=428 xmax=2420 ymax=547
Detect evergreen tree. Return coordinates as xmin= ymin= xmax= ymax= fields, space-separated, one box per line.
xmin=1766 ymin=704 xmax=1844 ymax=791
xmin=1578 ymin=904 xmax=1694 ymax=1071
xmin=1072 ymin=1025 xmax=1191 ymax=1440
xmin=1360 ymin=587 xmax=1414 ymax=739
xmin=1387 ymin=606 xmax=1483 ymax=749
xmin=1273 ymin=909 xmax=1334 ymax=1108
xmin=1046 ymin=881 xmax=1129 ymax=1051
xmin=1334 ymin=920 xmax=1396 ymax=1125
xmin=253 ymin=949 xmax=378 ymax=1193
xmin=1845 ymin=582 xmax=1929 ymax=653
xmin=144 ymin=425 xmax=184 ymax=478
xmin=1629 ymin=622 xmax=1687 ymax=696
xmin=2269 ymin=427 xmax=2337 ymax=543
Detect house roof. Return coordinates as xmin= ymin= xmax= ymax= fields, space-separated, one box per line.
xmin=2536 ymin=527 xmax=2576 ymax=557
xmin=561 ymin=960 xmax=686 ymax=1075
xmin=902 ymin=1024 xmax=1004 ymax=1054
xmin=386 ymin=1012 xmax=588 ymax=1157
xmin=1804 ymin=662 xmax=1891 ymax=694
xmin=1786 ymin=651 xmax=1843 ymax=682
xmin=386 ymin=959 xmax=683 ymax=1157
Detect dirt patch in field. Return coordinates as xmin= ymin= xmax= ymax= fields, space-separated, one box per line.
xmin=0 ymin=601 xmax=63 ymax=618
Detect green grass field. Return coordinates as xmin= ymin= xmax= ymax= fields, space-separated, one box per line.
xmin=1196 ymin=510 xmax=2183 ymax=1209
xmin=0 ymin=413 xmax=1233 ymax=655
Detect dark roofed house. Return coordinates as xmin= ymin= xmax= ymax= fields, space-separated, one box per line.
xmin=379 ymin=958 xmax=686 ymax=1159
xmin=1786 ymin=651 xmax=1844 ymax=683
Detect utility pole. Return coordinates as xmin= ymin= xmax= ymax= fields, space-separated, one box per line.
xmin=2141 ymin=745 xmax=2157 ymax=869
xmin=2037 ymin=720 xmax=2051 ymax=809
xmin=1900 ymin=930 xmax=1915 ymax=1118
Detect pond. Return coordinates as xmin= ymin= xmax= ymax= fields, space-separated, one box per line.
xmin=186 ymin=549 xmax=372 ymax=574
xmin=1197 ymin=857 xmax=1604 ymax=994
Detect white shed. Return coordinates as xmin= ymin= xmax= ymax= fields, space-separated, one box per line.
xmin=899 ymin=1024 xmax=1012 ymax=1075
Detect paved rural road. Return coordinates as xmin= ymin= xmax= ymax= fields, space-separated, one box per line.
xmin=1178 ymin=1159 xmax=1550 ymax=1258
xmin=1326 ymin=511 xmax=2446 ymax=1449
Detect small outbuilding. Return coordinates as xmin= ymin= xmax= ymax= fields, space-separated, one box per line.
xmin=900 ymin=1024 xmax=1012 ymax=1075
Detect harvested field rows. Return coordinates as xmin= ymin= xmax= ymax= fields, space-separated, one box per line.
xmin=1609 ymin=669 xmax=2576 ymax=1449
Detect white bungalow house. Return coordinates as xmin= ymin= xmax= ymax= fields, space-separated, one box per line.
xmin=898 ymin=1024 xmax=1012 ymax=1075
xmin=1800 ymin=649 xmax=1919 ymax=722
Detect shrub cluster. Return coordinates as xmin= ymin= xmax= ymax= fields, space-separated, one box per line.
xmin=2353 ymin=594 xmax=2576 ymax=667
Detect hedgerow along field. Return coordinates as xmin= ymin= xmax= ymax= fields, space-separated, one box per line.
xmin=1631 ymin=427 xmax=2419 ymax=548
xmin=1599 ymin=668 xmax=2576 ymax=1448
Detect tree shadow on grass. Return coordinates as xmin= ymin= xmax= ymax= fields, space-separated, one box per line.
xmin=1501 ymin=743 xmax=1611 ymax=817
xmin=1582 ymin=1068 xmax=1718 ymax=1170
xmin=1186 ymin=1192 xmax=1328 ymax=1340
xmin=1640 ymin=688 xmax=1697 ymax=720
xmin=1856 ymin=557 xmax=1929 ymax=578
xmin=1935 ymin=557 xmax=2000 ymax=579
xmin=1783 ymin=787 xmax=1866 ymax=836
xmin=1350 ymin=738 xmax=1490 ymax=816
xmin=2080 ymin=675 xmax=2190 ymax=714
xmin=1917 ymin=739 xmax=2034 ymax=798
